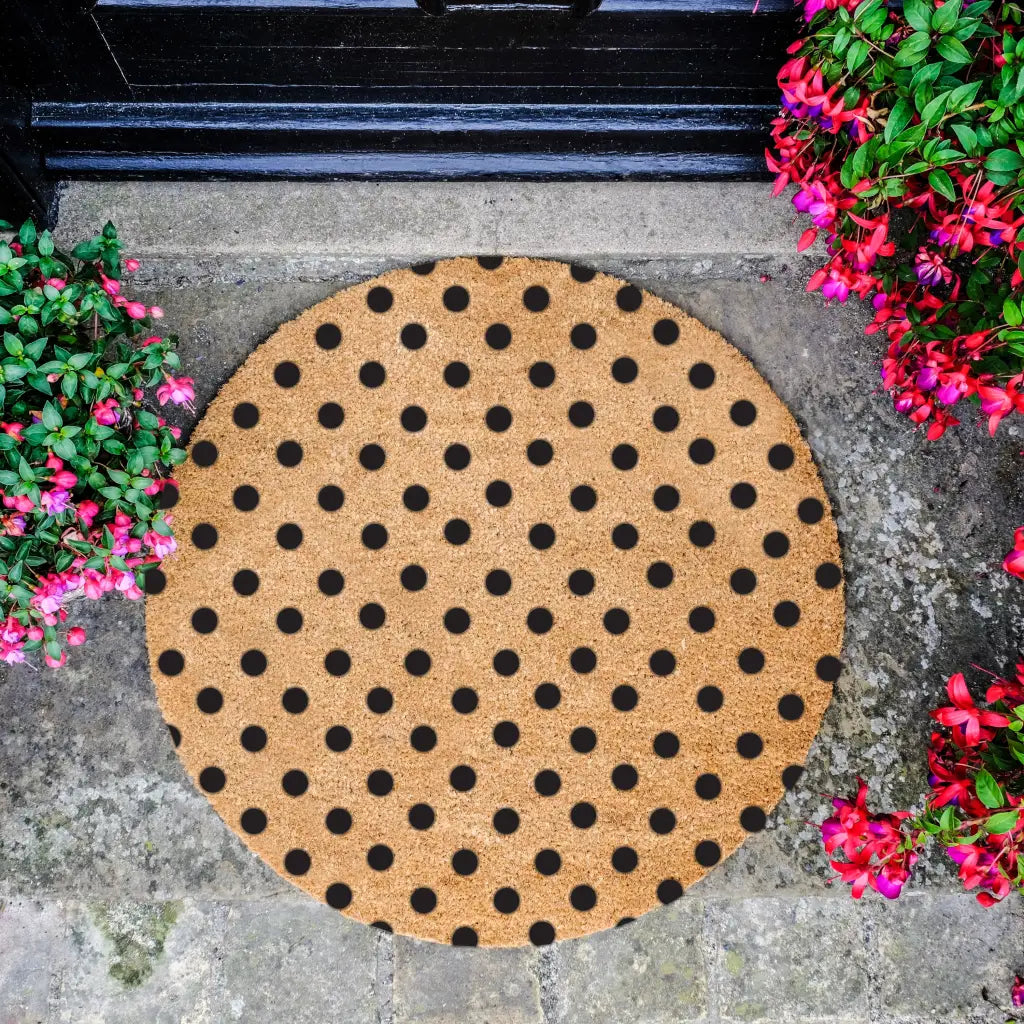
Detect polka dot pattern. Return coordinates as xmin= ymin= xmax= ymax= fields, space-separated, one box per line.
xmin=147 ymin=257 xmax=844 ymax=948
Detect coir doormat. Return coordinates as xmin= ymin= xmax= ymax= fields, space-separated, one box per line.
xmin=146 ymin=257 xmax=844 ymax=947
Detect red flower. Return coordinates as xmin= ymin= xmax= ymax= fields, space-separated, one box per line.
xmin=930 ymin=673 xmax=1009 ymax=748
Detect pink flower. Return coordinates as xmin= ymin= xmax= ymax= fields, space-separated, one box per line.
xmin=141 ymin=336 xmax=162 ymax=347
xmin=124 ymin=301 xmax=147 ymax=320
xmin=149 ymin=306 xmax=164 ymax=319
xmin=77 ymin=500 xmax=100 ymax=528
xmin=92 ymin=398 xmax=120 ymax=426
xmin=1012 ymin=976 xmax=1024 ymax=1009
xmin=45 ymin=277 xmax=67 ymax=290
xmin=44 ymin=649 xmax=66 ymax=669
xmin=100 ymin=274 xmax=120 ymax=296
xmin=4 ymin=493 xmax=34 ymax=513
xmin=2 ymin=422 xmax=24 ymax=441
xmin=49 ymin=470 xmax=77 ymax=490
xmin=40 ymin=489 xmax=71 ymax=515
xmin=930 ymin=673 xmax=1009 ymax=747
xmin=144 ymin=528 xmax=177 ymax=559
xmin=124 ymin=258 xmax=140 ymax=272
xmin=156 ymin=375 xmax=195 ymax=408
xmin=66 ymin=626 xmax=86 ymax=646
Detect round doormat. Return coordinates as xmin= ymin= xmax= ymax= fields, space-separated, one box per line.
xmin=146 ymin=257 xmax=844 ymax=947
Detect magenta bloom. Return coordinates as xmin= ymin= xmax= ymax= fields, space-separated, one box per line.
xmin=157 ymin=375 xmax=195 ymax=408
xmin=40 ymin=489 xmax=71 ymax=515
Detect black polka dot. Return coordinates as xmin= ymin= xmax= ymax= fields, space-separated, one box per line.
xmin=653 ymin=486 xmax=679 ymax=512
xmin=316 ymin=485 xmax=344 ymax=513
xmin=362 ymin=524 xmax=388 ymax=550
xmin=445 ymin=608 xmax=471 ymax=634
xmin=570 ymin=647 xmax=596 ymax=673
xmin=782 ymin=765 xmax=805 ymax=789
xmin=611 ymin=444 xmax=638 ymax=470
xmin=401 ymin=405 xmax=427 ymax=432
xmin=371 ymin=922 xmax=393 ymax=933
xmin=444 ymin=518 xmax=471 ymax=545
xmin=534 ymin=770 xmax=561 ymax=796
xmin=740 ymin=806 xmax=767 ymax=833
xmin=316 ymin=323 xmax=341 ymax=350
xmin=452 ymin=849 xmax=478 ymax=875
xmin=730 ymin=400 xmax=757 ymax=426
xmin=649 ymin=808 xmax=675 ymax=834
xmin=493 ymin=649 xmax=520 ymax=676
xmin=366 ymin=687 xmax=393 ymax=714
xmin=816 ymin=655 xmax=843 ymax=682
xmin=274 ymin=361 xmax=300 ymax=387
xmin=612 ymin=685 xmax=638 ymax=711
xmin=318 ymin=569 xmax=345 ymax=596
xmin=568 ymin=401 xmax=595 ymax=428
xmin=276 ymin=523 xmax=303 ymax=549
xmin=738 ymin=647 xmax=765 ymax=674
xmin=763 ymin=531 xmax=790 ymax=558
xmin=527 ymin=607 xmax=553 ymax=634
xmin=485 ymin=480 xmax=512 ymax=507
xmin=359 ymin=361 xmax=386 ymax=388
xmin=234 ymin=569 xmax=260 ymax=595
xmin=534 ymin=683 xmax=560 ymax=709
xmin=689 ymin=438 xmax=715 ymax=464
xmin=412 ymin=261 xmax=435 ymax=275
xmin=241 ymin=725 xmax=267 ymax=751
xmin=799 ymin=498 xmax=825 ymax=524
xmin=452 ymin=687 xmax=478 ymax=714
xmin=653 ymin=318 xmax=680 ymax=345
xmin=534 ymin=849 xmax=561 ymax=875
xmin=401 ymin=323 xmax=427 ymax=349
xmin=405 ymin=649 xmax=432 ymax=676
xmin=477 ymin=256 xmax=503 ymax=269
xmin=528 ymin=523 xmax=555 ymax=550
xmin=408 ymin=805 xmax=435 ymax=831
xmin=326 ymin=883 xmax=352 ymax=910
xmin=367 ymin=844 xmax=394 ymax=870
xmin=282 ymin=769 xmax=308 ymax=796
xmin=276 ymin=440 xmax=303 ymax=467
xmin=401 ymin=564 xmax=427 ymax=592
xmin=241 ymin=808 xmax=267 ymax=834
xmin=142 ymin=568 xmax=166 ymax=595
xmin=570 ymin=323 xmax=596 ymax=349
xmin=324 ymin=649 xmax=351 ymax=676
xmin=695 ymin=841 xmax=721 ymax=867
xmin=737 ymin=732 xmax=764 ymax=759
xmin=769 ymin=443 xmax=795 ymax=470
xmin=493 ymin=887 xmax=520 ymax=914
xmin=192 ymin=440 xmax=218 ymax=466
xmin=318 ymin=402 xmax=344 ymax=428
xmin=450 ymin=765 xmax=476 ymax=791
xmin=816 ymin=562 xmax=842 ymax=589
xmin=367 ymin=770 xmax=394 ymax=796
xmin=529 ymin=361 xmax=555 ymax=387
xmin=697 ymin=685 xmax=723 ymax=712
xmin=611 ymin=356 xmax=638 ymax=383
xmin=647 ymin=561 xmax=674 ymax=588
xmin=233 ymin=402 xmax=259 ymax=429
xmin=443 ymin=285 xmax=470 ymax=312
xmin=657 ymin=879 xmax=683 ymax=904
xmin=486 ymin=323 xmax=512 ymax=349
xmin=240 ymin=649 xmax=267 ymax=676
xmin=443 ymin=443 xmax=470 ymax=471
xmin=653 ymin=731 xmax=679 ymax=758
xmin=689 ymin=606 xmax=715 ymax=633
xmin=312 ymin=807 xmax=350 ymax=846
xmin=773 ymin=601 xmax=800 ymax=627
xmin=569 ymin=485 xmax=596 ymax=512
xmin=326 ymin=726 xmax=352 ymax=752
xmin=652 ymin=405 xmax=679 ymax=432
xmin=689 ymin=362 xmax=715 ymax=389
xmin=493 ymin=808 xmax=520 ymax=834
xmin=410 ymin=725 xmax=437 ymax=752
xmin=192 ymin=523 xmax=218 ymax=550
xmin=486 ymin=405 xmax=512 ymax=432
xmin=570 ymin=263 xmax=596 ymax=282
xmin=527 ymin=439 xmax=553 ymax=466
xmin=191 ymin=607 xmax=218 ymax=634
xmin=486 ymin=569 xmax=512 ymax=596
xmin=612 ymin=764 xmax=638 ymax=790
xmin=570 ymin=726 xmax=597 ymax=753
xmin=616 ymin=284 xmax=642 ymax=311
xmin=603 ymin=607 xmax=630 ymax=634
xmin=444 ymin=362 xmax=471 ymax=390
xmin=451 ymin=927 xmax=478 ymax=947
xmin=730 ymin=568 xmax=756 ymax=594
xmin=530 ymin=921 xmax=556 ymax=946
xmin=612 ymin=846 xmax=638 ymax=873
xmin=196 ymin=686 xmax=223 ymax=713
xmin=493 ymin=721 xmax=520 ymax=747
xmin=359 ymin=444 xmax=386 ymax=471
xmin=366 ymin=286 xmax=393 ymax=313
xmin=233 ymin=485 xmax=259 ymax=512
xmin=571 ymin=802 xmax=597 ymax=828
xmin=568 ymin=570 xmax=594 ymax=596
xmin=570 ymin=884 xmax=597 ymax=911
xmin=695 ymin=773 xmax=721 ymax=800
xmin=523 ymin=285 xmax=549 ymax=312
xmin=404 ymin=485 xmax=430 ymax=512
xmin=649 ymin=649 xmax=676 ymax=676
xmin=410 ymin=887 xmax=437 ymax=914
xmin=282 ymin=687 xmax=309 ymax=714
xmin=730 ymin=483 xmax=757 ymax=509
xmin=612 ymin=523 xmax=638 ymax=549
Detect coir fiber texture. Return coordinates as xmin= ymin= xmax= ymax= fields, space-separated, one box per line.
xmin=146 ymin=257 xmax=845 ymax=947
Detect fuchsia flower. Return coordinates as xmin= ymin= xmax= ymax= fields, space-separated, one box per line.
xmin=100 ymin=274 xmax=120 ymax=296
xmin=45 ymin=277 xmax=67 ymax=290
xmin=39 ymin=489 xmax=71 ymax=516
xmin=92 ymin=398 xmax=120 ymax=426
xmin=930 ymin=673 xmax=1010 ymax=747
xmin=76 ymin=500 xmax=100 ymax=529
xmin=123 ymin=301 xmax=147 ymax=320
xmin=124 ymin=258 xmax=140 ymax=272
xmin=156 ymin=375 xmax=195 ymax=408
xmin=1012 ymin=976 xmax=1024 ymax=1008
xmin=66 ymin=626 xmax=86 ymax=646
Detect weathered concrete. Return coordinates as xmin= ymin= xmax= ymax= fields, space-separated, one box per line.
xmin=1 ymin=181 xmax=1022 ymax=1022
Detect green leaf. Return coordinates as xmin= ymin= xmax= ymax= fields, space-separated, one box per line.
xmin=932 ymin=0 xmax=962 ymax=33
xmin=847 ymin=38 xmax=869 ymax=74
xmin=985 ymin=810 xmax=1020 ymax=834
xmin=71 ymin=240 xmax=101 ymax=261
xmin=951 ymin=122 xmax=979 ymax=154
xmin=52 ymin=437 xmax=77 ymax=461
xmin=903 ymin=0 xmax=932 ymax=32
xmin=936 ymin=35 xmax=972 ymax=63
xmin=41 ymin=402 xmax=63 ymax=432
xmin=884 ymin=97 xmax=914 ymax=144
xmin=928 ymin=168 xmax=956 ymax=202
xmin=36 ymin=231 xmax=54 ymax=257
xmin=987 ymin=148 xmax=1024 ymax=172
xmin=894 ymin=31 xmax=932 ymax=67
xmin=1005 ymin=297 xmax=1023 ymax=327
xmin=921 ymin=91 xmax=951 ymax=129
xmin=18 ymin=221 xmax=37 ymax=246
xmin=974 ymin=769 xmax=1004 ymax=809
